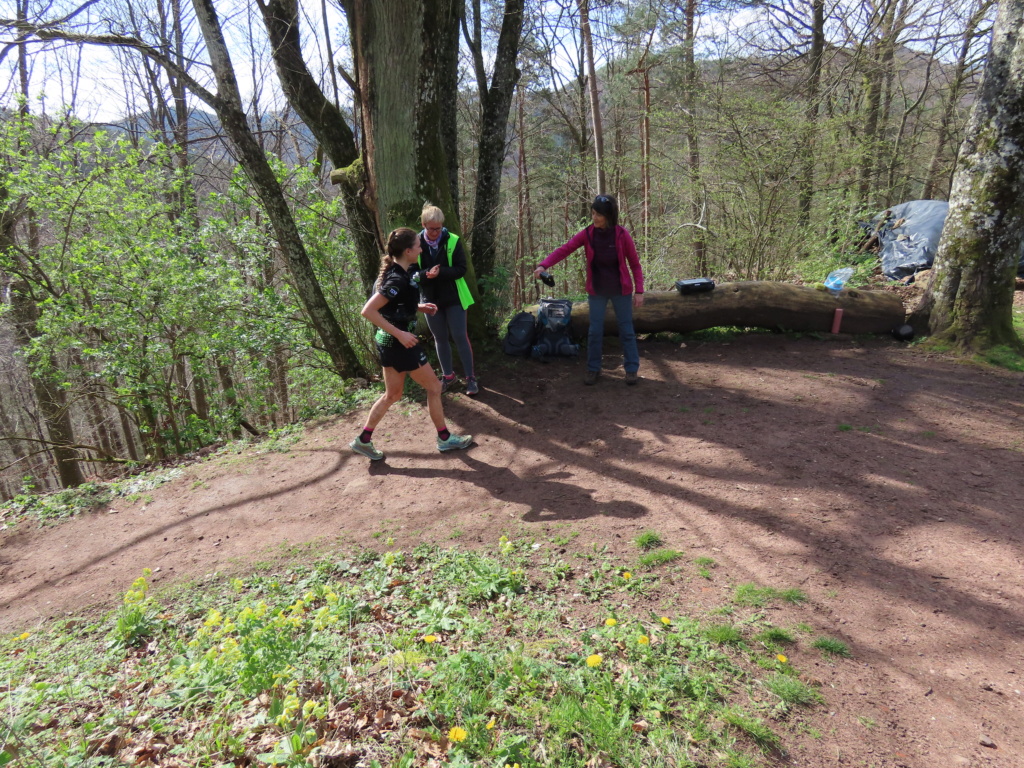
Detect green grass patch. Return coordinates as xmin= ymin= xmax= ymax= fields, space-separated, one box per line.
xmin=812 ymin=635 xmax=853 ymax=658
xmin=638 ymin=548 xmax=683 ymax=568
xmin=0 ymin=469 xmax=183 ymax=526
xmin=634 ymin=530 xmax=664 ymax=550
xmin=0 ymin=539 xmax=832 ymax=768
xmin=753 ymin=626 xmax=796 ymax=647
xmin=763 ymin=672 xmax=824 ymax=709
xmin=733 ymin=583 xmax=808 ymax=607
xmin=980 ymin=344 xmax=1024 ymax=371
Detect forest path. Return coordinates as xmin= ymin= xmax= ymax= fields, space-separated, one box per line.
xmin=2 ymin=334 xmax=1023 ymax=768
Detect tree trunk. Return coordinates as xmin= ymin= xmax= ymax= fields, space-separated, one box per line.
xmin=683 ymin=0 xmax=706 ymax=273
xmin=917 ymin=0 xmax=1024 ymax=353
xmin=191 ymin=0 xmax=365 ymax=379
xmin=798 ymin=0 xmax=825 ymax=223
xmin=6 ymin=283 xmax=86 ymax=488
xmin=341 ymin=0 xmax=456 ymax=230
xmin=529 ymin=283 xmax=906 ymax=337
xmin=464 ymin=0 xmax=525 ymax=279
xmin=216 ymin=359 xmax=242 ymax=440
xmin=259 ymin=0 xmax=382 ymax=293
xmin=578 ymin=0 xmax=606 ymax=193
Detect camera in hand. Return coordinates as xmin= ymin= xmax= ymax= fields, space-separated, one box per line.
xmin=538 ymin=270 xmax=555 ymax=287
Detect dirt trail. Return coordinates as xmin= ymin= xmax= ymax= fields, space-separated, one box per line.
xmin=2 ymin=335 xmax=1023 ymax=768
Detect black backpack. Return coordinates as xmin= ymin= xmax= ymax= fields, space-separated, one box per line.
xmin=502 ymin=311 xmax=538 ymax=356
xmin=531 ymin=298 xmax=579 ymax=359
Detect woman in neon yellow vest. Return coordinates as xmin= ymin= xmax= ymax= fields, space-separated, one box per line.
xmin=417 ymin=202 xmax=479 ymax=396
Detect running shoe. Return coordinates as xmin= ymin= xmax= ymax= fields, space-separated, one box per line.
xmin=465 ymin=376 xmax=480 ymax=396
xmin=437 ymin=433 xmax=473 ymax=452
xmin=350 ymin=437 xmax=384 ymax=461
xmin=440 ymin=373 xmax=457 ymax=394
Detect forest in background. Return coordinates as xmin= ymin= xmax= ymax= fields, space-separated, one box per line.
xmin=0 ymin=0 xmax=995 ymax=498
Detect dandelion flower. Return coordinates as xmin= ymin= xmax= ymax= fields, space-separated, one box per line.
xmin=622 ymin=571 xmax=632 ymax=580
xmin=586 ymin=654 xmax=603 ymax=667
xmin=423 ymin=634 xmax=438 ymax=643
xmin=486 ymin=717 xmax=496 ymax=730
xmin=638 ymin=635 xmax=650 ymax=645
xmin=449 ymin=726 xmax=468 ymax=742
xmin=777 ymin=653 xmax=788 ymax=664
xmin=604 ymin=617 xmax=617 ymax=627
xmin=660 ymin=616 xmax=671 ymax=626
xmin=17 ymin=632 xmax=30 ymax=641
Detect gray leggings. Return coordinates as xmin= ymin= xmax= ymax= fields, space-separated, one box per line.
xmin=425 ymin=304 xmax=475 ymax=378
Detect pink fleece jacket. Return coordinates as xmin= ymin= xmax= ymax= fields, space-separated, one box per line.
xmin=539 ymin=225 xmax=645 ymax=296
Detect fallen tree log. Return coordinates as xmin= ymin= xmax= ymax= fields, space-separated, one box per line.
xmin=529 ymin=281 xmax=906 ymax=337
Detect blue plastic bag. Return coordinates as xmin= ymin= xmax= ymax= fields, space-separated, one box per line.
xmin=824 ymin=268 xmax=854 ymax=296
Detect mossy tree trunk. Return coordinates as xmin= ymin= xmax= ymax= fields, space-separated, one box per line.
xmin=343 ymin=0 xmax=457 ymax=232
xmin=340 ymin=0 xmax=490 ymax=338
xmin=919 ymin=0 xmax=1024 ymax=354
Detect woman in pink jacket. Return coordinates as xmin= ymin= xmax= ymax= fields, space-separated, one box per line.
xmin=533 ymin=194 xmax=645 ymax=385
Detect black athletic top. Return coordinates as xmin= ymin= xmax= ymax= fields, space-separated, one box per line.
xmin=375 ymin=263 xmax=419 ymax=341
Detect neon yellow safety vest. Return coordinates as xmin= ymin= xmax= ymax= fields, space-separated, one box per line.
xmin=422 ymin=232 xmax=475 ymax=311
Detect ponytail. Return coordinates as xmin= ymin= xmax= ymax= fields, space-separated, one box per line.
xmin=375 ymin=227 xmax=419 ymax=287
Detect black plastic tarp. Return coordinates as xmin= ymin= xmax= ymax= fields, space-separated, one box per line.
xmin=872 ymin=199 xmax=1024 ymax=280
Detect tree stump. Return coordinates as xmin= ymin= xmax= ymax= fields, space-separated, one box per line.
xmin=530 ymin=282 xmax=906 ymax=337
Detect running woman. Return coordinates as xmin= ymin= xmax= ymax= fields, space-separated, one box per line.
xmin=350 ymin=228 xmax=473 ymax=461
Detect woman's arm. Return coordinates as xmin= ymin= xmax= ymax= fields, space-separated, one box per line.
xmin=535 ymin=228 xmax=589 ymax=276
xmin=619 ymin=228 xmax=645 ymax=307
xmin=361 ymin=293 xmax=418 ymax=348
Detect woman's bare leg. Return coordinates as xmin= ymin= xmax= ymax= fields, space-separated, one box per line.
xmin=362 ymin=367 xmax=407 ymax=430
xmin=407 ymin=363 xmax=446 ymax=431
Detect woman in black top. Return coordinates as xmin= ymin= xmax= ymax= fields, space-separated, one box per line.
xmin=350 ymin=228 xmax=473 ymax=461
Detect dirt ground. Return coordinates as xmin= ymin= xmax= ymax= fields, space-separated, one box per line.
xmin=2 ymin=328 xmax=1023 ymax=768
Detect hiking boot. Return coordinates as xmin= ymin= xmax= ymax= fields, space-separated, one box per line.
xmin=465 ymin=376 xmax=480 ymax=396
xmin=440 ymin=373 xmax=457 ymax=393
xmin=350 ymin=437 xmax=384 ymax=461
xmin=583 ymin=369 xmax=600 ymax=386
xmin=437 ymin=433 xmax=473 ymax=452
xmin=625 ymin=371 xmax=639 ymax=385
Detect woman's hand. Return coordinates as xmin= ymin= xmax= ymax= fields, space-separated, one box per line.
xmin=426 ymin=265 xmax=441 ymax=279
xmin=532 ymin=266 xmax=547 ymax=280
xmin=419 ymin=302 xmax=438 ymax=316
xmin=398 ymin=330 xmax=419 ymax=348
xmin=633 ymin=293 xmax=645 ymax=309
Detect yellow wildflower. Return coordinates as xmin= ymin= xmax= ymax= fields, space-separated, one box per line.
xmin=448 ymin=726 xmax=468 ymax=742
xmin=622 ymin=571 xmax=632 ymax=579
xmin=777 ymin=654 xmax=788 ymax=664
xmin=638 ymin=635 xmax=650 ymax=645
xmin=660 ymin=616 xmax=671 ymax=626
xmin=604 ymin=617 xmax=617 ymax=627
xmin=486 ymin=717 xmax=496 ymax=730
xmin=17 ymin=632 xmax=30 ymax=641
xmin=423 ymin=634 xmax=438 ymax=643
xmin=586 ymin=654 xmax=603 ymax=667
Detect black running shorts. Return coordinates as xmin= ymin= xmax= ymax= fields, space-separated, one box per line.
xmin=377 ymin=340 xmax=429 ymax=373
